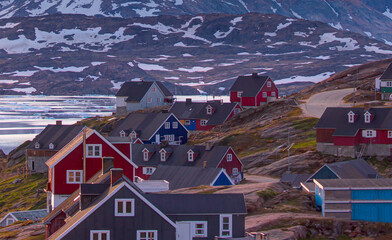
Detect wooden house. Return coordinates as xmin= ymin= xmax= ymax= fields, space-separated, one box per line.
xmin=230 ymin=73 xmax=278 ymax=107
xmin=0 ymin=209 xmax=47 ymax=227
xmin=45 ymin=127 xmax=137 ymax=211
xmin=315 ymin=178 xmax=392 ymax=222
xmin=109 ymin=112 xmax=189 ymax=145
xmin=44 ymin=168 xmax=247 ymax=240
xmin=169 ymin=99 xmax=242 ymax=131
xmin=149 ymin=166 xmax=234 ymax=190
xmin=379 ymin=62 xmax=392 ymax=100
xmin=316 ymin=107 xmax=392 ymax=157
xmin=115 ymin=81 xmax=173 ymax=115
xmin=25 ymin=121 xmax=84 ymax=173
xmin=130 ymin=144 xmax=244 ymax=183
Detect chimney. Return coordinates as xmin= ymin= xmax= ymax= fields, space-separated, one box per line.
xmin=185 ymin=98 xmax=192 ymax=105
xmin=203 ymin=161 xmax=207 ymax=168
xmin=161 ymin=109 xmax=168 ymax=113
xmin=160 ymin=140 xmax=168 ymax=148
xmin=364 ymin=103 xmax=370 ymax=111
xmin=252 ymin=72 xmax=258 ymax=77
xmin=102 ymin=157 xmax=114 ymax=174
xmin=79 ymin=183 xmax=109 ymax=211
xmin=205 ymin=141 xmax=213 ymax=151
xmin=56 ymin=120 xmax=62 ymax=126
xmin=111 ymin=168 xmax=123 ymax=186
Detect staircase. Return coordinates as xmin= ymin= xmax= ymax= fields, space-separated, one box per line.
xmin=357 ymin=144 xmax=367 ymax=159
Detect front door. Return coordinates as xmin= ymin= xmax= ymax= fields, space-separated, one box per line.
xmin=155 ymin=134 xmax=160 ymax=144
xmin=176 ymin=222 xmax=191 ymax=240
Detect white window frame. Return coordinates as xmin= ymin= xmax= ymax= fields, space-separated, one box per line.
xmin=115 ymin=199 xmax=135 ymax=217
xmin=67 ymin=170 xmax=83 ymax=184
xmin=142 ymin=149 xmax=149 ymax=161
xmin=271 ymin=92 xmax=276 ymax=97
xmin=90 ymin=230 xmax=110 ymax=240
xmin=388 ymin=131 xmax=392 ymax=138
xmin=348 ymin=111 xmax=355 ymax=123
xmin=362 ymin=130 xmax=376 ymax=138
xmin=120 ymin=130 xmax=126 ymax=137
xmin=206 ymin=105 xmax=213 ymax=115
xmin=172 ymin=122 xmax=178 ymax=129
xmin=151 ymin=87 xmax=156 ymax=92
xmin=137 ymin=230 xmax=157 ymax=240
xmin=86 ymin=144 xmax=102 ymax=158
xmin=6 ymin=218 xmax=14 ymax=225
xmin=143 ymin=167 xmax=155 ymax=175
xmin=49 ymin=143 xmax=54 ymax=150
xmin=220 ymin=214 xmax=232 ymax=237
xmin=232 ymin=168 xmax=239 ymax=175
xmin=237 ymin=91 xmax=242 ymax=98
xmin=267 ymin=81 xmax=271 ymax=87
xmin=165 ymin=122 xmax=170 ymax=129
xmin=188 ymin=150 xmax=194 ymax=162
xmin=193 ymin=221 xmax=208 ymax=237
xmin=35 ymin=142 xmax=40 ymax=149
xmin=160 ymin=151 xmax=166 ymax=161
xmin=147 ymin=98 xmax=152 ymax=103
xmin=157 ymin=98 xmax=161 ymax=103
xmin=184 ymin=120 xmax=191 ymax=125
xmin=201 ymin=119 xmax=208 ymax=126
xmin=388 ymin=81 xmax=392 ymax=87
xmin=262 ymin=92 xmax=267 ymax=98
xmin=131 ymin=131 xmax=137 ymax=139
xmin=164 ymin=135 xmax=175 ymax=141
xmin=227 ymin=154 xmax=232 ymax=162
xmin=364 ymin=112 xmax=371 ymax=123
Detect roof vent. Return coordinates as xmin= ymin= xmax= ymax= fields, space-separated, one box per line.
xmin=252 ymin=72 xmax=258 ymax=77
xmin=56 ymin=120 xmax=62 ymax=126
xmin=185 ymin=98 xmax=192 ymax=105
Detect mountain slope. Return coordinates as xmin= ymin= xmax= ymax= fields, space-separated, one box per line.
xmin=1 ymin=0 xmax=392 ymax=44
xmin=0 ymin=13 xmax=392 ymax=95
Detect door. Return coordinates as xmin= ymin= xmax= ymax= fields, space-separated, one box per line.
xmin=176 ymin=222 xmax=191 ymax=240
xmin=155 ymin=134 xmax=160 ymax=144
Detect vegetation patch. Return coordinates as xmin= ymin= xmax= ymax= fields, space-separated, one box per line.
xmin=0 ymin=231 xmax=19 ymax=239
xmin=256 ymin=188 xmax=278 ymax=200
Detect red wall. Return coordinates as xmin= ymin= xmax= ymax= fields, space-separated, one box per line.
xmin=316 ymin=129 xmax=335 ymax=143
xmin=333 ymin=129 xmax=392 ymax=146
xmin=195 ymin=119 xmax=215 ymax=131
xmin=53 ymin=133 xmax=134 ymax=195
xmin=46 ymin=211 xmax=66 ymax=239
xmin=217 ymin=148 xmax=243 ymax=175
xmin=135 ymin=166 xmax=152 ymax=180
xmin=241 ymin=96 xmax=256 ymax=106
xmin=227 ymin=105 xmax=242 ymax=120
xmin=113 ymin=143 xmax=131 ymax=159
xmin=230 ymin=91 xmax=240 ymax=103
xmin=256 ymin=78 xmax=278 ymax=106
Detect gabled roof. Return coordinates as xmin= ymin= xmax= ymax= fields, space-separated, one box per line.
xmin=26 ymin=124 xmax=84 ymax=150
xmin=109 ymin=113 xmax=185 ymax=140
xmin=315 ymin=178 xmax=392 ymax=190
xmin=115 ymin=81 xmax=172 ymax=102
xmin=147 ymin=193 xmax=247 ymax=215
xmin=229 ymin=73 xmax=270 ymax=97
xmin=149 ymin=166 xmax=233 ymax=190
xmin=0 ymin=209 xmax=47 ymax=223
xmin=315 ymin=107 xmax=392 ymax=136
xmin=280 ymin=173 xmax=312 ymax=188
xmin=169 ymin=100 xmax=240 ymax=126
xmin=131 ymin=144 xmax=239 ymax=168
xmin=380 ymin=62 xmax=392 ymax=81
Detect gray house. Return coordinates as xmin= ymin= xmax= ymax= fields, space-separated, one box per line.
xmin=25 ymin=121 xmax=84 ymax=173
xmin=45 ymin=168 xmax=247 ymax=240
xmin=0 ymin=209 xmax=47 ymax=227
xmin=115 ymin=81 xmax=173 ymax=115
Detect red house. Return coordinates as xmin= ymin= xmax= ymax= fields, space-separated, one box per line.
xmin=45 ymin=127 xmax=137 ymax=211
xmin=316 ymin=107 xmax=392 ymax=158
xmin=130 ymin=144 xmax=244 ymax=183
xmin=230 ymin=73 xmax=278 ymax=107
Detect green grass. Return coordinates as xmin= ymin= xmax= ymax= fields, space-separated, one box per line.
xmin=256 ymin=188 xmax=278 ymax=200
xmin=292 ymin=140 xmax=317 ymax=149
xmin=292 ymin=118 xmax=318 ymax=132
xmin=25 ymin=234 xmax=46 ymax=240
xmin=0 ymin=231 xmax=19 ymax=239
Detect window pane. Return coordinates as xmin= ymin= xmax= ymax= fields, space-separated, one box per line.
xmin=93 ymin=233 xmax=99 ymax=240
xmin=223 ymin=217 xmax=229 ymax=223
xmin=140 ymin=232 xmax=146 ymax=237
xmin=117 ymin=201 xmax=123 ymax=213
xmin=126 ymin=201 xmax=132 ymax=213
xmin=101 ymin=233 xmax=107 ymax=240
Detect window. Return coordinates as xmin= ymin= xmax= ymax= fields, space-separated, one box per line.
xmin=188 ymin=150 xmax=194 ymax=162
xmin=86 ymin=144 xmax=101 ymax=157
xmin=49 ymin=143 xmax=54 ymax=150
xmin=362 ymin=130 xmax=376 ymax=138
xmin=131 ymin=131 xmax=137 ymax=139
xmin=220 ymin=215 xmax=232 ymax=237
xmin=271 ymin=92 xmax=276 ymax=97
xmin=237 ymin=91 xmax=242 ymax=98
xmin=184 ymin=120 xmax=191 ymax=125
xmin=147 ymin=98 xmax=152 ymax=103
xmin=120 ymin=130 xmax=126 ymax=137
xmin=67 ymin=170 xmax=83 ymax=184
xmin=227 ymin=154 xmax=232 ymax=162
xmin=194 ymin=222 xmax=207 ymax=237
xmin=201 ymin=120 xmax=208 ymax=126
xmin=143 ymin=167 xmax=155 ymax=175
xmin=90 ymin=230 xmax=110 ymax=240
xmin=6 ymin=218 xmax=14 ymax=226
xmin=137 ymin=230 xmax=157 ymax=240
xmin=388 ymin=131 xmax=392 ymax=138
xmin=206 ymin=105 xmax=213 ymax=115
xmin=164 ymin=135 xmax=175 ymax=141
xmin=364 ymin=112 xmax=371 ymax=123
xmin=234 ymin=108 xmax=241 ymax=114
xmin=262 ymin=92 xmax=267 ymax=98
xmin=35 ymin=142 xmax=40 ymax=149
xmin=172 ymin=122 xmax=178 ymax=129
xmin=267 ymin=81 xmax=271 ymax=87
xmin=348 ymin=111 xmax=355 ymax=123
xmin=165 ymin=122 xmax=170 ymax=129
xmin=388 ymin=81 xmax=392 ymax=87
xmin=152 ymin=87 xmax=156 ymax=92
xmin=157 ymin=98 xmax=161 ymax=102
xmin=160 ymin=151 xmax=166 ymax=161
xmin=232 ymin=168 xmax=238 ymax=175
xmin=143 ymin=149 xmax=149 ymax=161
xmin=115 ymin=199 xmax=134 ymax=216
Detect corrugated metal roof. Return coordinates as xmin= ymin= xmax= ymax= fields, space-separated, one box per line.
xmin=280 ymin=173 xmax=311 ymax=188
xmin=115 ymin=81 xmax=172 ymax=102
xmin=229 ymin=74 xmax=269 ymax=97
xmin=380 ymin=62 xmax=392 ymax=80
xmin=9 ymin=209 xmax=47 ymax=221
xmin=326 ymin=159 xmax=380 ymax=179
xmin=316 ymin=178 xmax=392 ymax=189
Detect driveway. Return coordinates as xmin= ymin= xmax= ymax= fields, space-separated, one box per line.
xmin=301 ymin=88 xmax=354 ymax=118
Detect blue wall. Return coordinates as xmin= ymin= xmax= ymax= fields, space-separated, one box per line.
xmin=352 ymin=203 xmax=392 ymax=223
xmin=213 ymin=172 xmax=233 ymax=186
xmin=309 ymin=166 xmax=338 ymax=181
xmin=183 ymin=119 xmax=197 ymax=131
xmin=352 ymin=190 xmax=392 ymax=200
xmin=146 ymin=115 xmax=188 ymax=144
xmin=315 ymin=186 xmax=323 ymax=211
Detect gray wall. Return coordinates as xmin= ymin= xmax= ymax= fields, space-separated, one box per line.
xmin=126 ymin=82 xmax=169 ymax=111
xmin=27 ymin=156 xmax=49 ymax=173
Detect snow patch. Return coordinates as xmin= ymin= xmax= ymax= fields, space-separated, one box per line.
xmin=275 ymin=72 xmax=335 ymax=84
xmin=177 ymin=66 xmax=213 ymax=73
xmin=111 ymin=80 xmax=125 ymax=89
xmin=138 ymin=63 xmax=171 ymax=71
xmin=364 ymin=32 xmax=372 ymax=37
xmin=328 ymin=22 xmax=343 ymax=30
xmin=91 ymin=62 xmax=105 ymax=66
xmin=9 ymin=87 xmax=36 ymax=94
xmin=364 ymin=45 xmax=392 ymax=54
xmin=5 ymin=70 xmax=38 ymax=77
xmin=383 ymin=7 xmax=392 ymax=20
xmin=0 ymin=22 xmax=19 ymax=29
xmin=319 ymin=32 xmax=360 ymax=51
xmin=294 ymin=32 xmax=308 ymax=38
xmin=291 ymin=10 xmax=302 ymax=19
xmin=182 ymin=53 xmax=193 ymax=57
xmin=164 ymin=76 xmax=179 ymax=80
xmin=34 ymin=66 xmax=89 ymax=72
xmin=0 ymin=80 xmax=18 ymax=84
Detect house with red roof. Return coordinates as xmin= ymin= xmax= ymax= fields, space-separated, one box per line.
xmin=230 ymin=73 xmax=278 ymax=107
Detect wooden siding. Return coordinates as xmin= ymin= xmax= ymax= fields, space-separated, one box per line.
xmin=217 ymin=148 xmax=243 ymax=176
xmin=256 ymin=78 xmax=278 ymax=106
xmin=316 ymin=129 xmax=335 ymax=143
xmin=145 ymin=115 xmax=188 ymax=144
xmin=309 ymin=166 xmax=338 ymax=182
xmin=46 ymin=212 xmax=66 ymax=238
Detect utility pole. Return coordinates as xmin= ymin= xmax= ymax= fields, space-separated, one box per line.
xmin=83 ymin=127 xmax=86 ymax=183
xmin=287 ymin=128 xmax=290 ymax=173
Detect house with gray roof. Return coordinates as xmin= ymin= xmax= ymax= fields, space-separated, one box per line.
xmin=25 ymin=121 xmax=84 ymax=173
xmin=115 ymin=81 xmax=173 ymax=115
xmin=316 ymin=107 xmax=392 ymax=157
xmin=378 ymin=62 xmax=392 ymax=100
xmin=44 ymin=168 xmax=247 ymax=240
xmin=169 ymin=99 xmax=242 ymax=131
xmin=0 ymin=209 xmax=47 ymax=227
xmin=109 ymin=112 xmax=188 ymax=145
xmin=149 ymin=166 xmax=234 ymax=190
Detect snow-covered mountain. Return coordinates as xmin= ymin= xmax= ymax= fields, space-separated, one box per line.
xmin=0 ymin=0 xmax=392 ymax=44
xmin=0 ymin=13 xmax=391 ymax=95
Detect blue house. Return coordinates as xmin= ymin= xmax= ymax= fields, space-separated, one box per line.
xmin=315 ymin=178 xmax=392 ymax=222
xmin=109 ymin=112 xmax=188 ymax=145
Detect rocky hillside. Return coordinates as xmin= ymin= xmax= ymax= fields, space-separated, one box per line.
xmin=1 ymin=0 xmax=392 ymax=44
xmin=1 ymin=13 xmax=392 ymax=95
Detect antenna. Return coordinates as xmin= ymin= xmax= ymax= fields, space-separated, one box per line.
xmin=83 ymin=128 xmax=86 ymax=183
